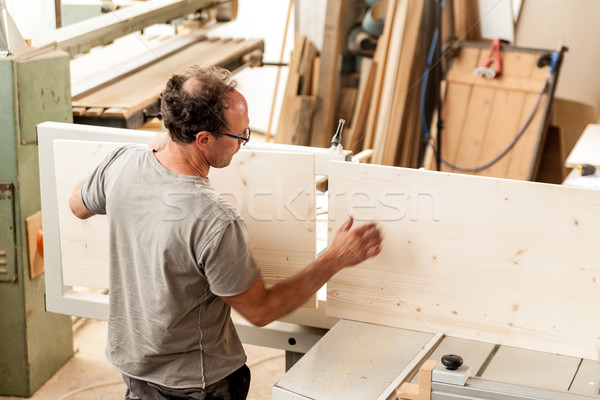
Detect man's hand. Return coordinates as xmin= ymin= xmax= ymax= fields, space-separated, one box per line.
xmin=222 ymin=216 xmax=383 ymax=327
xmin=325 ymin=217 xmax=382 ymax=271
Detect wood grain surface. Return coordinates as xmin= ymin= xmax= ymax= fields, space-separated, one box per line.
xmin=327 ymin=160 xmax=600 ymax=360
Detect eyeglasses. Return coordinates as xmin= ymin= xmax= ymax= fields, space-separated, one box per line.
xmin=217 ymin=127 xmax=251 ymax=146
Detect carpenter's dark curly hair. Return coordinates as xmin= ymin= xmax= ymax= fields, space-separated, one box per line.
xmin=160 ymin=65 xmax=238 ymax=144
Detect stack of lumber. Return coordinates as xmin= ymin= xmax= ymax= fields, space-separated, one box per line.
xmin=275 ymin=35 xmax=319 ymax=146
xmin=362 ymin=0 xmax=425 ymax=166
xmin=276 ymin=0 xmax=428 ymax=167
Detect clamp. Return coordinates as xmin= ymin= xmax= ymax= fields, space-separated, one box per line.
xmin=474 ymin=38 xmax=505 ymax=79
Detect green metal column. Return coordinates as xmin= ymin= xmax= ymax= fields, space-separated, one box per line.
xmin=0 ymin=46 xmax=74 ymax=396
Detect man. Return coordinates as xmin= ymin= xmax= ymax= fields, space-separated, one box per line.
xmin=69 ymin=65 xmax=382 ymax=400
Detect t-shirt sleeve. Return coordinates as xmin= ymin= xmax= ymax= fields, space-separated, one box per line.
xmin=201 ymin=219 xmax=261 ymax=297
xmin=80 ymin=146 xmax=127 ymax=215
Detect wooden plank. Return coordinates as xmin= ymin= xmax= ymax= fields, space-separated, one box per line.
xmin=371 ymin=0 xmax=409 ymax=164
xmin=451 ymin=86 xmax=495 ymax=170
xmin=337 ymin=87 xmax=358 ymax=130
xmin=439 ymin=83 xmax=472 ymax=171
xmin=52 ymin=140 xmax=317 ymax=307
xmin=102 ymin=107 xmax=129 ymax=117
xmin=397 ymin=30 xmax=424 ymax=168
xmin=311 ymin=56 xmax=321 ymax=98
xmin=327 ymin=161 xmax=600 ymax=361
xmin=72 ymin=107 xmax=86 ymax=116
xmin=291 ymin=95 xmax=316 ymax=146
xmin=375 ymin=0 xmax=424 ymax=166
xmin=447 ymin=69 xmax=549 ymax=93
xmin=364 ymin=0 xmax=397 ymax=151
xmin=286 ymin=35 xmax=307 ymax=96
xmin=275 ymin=75 xmax=301 ymax=144
xmin=346 ymin=58 xmax=377 ymax=153
xmin=275 ymin=35 xmax=306 ymax=144
xmin=299 ymin=40 xmax=318 ymax=96
xmin=84 ymin=107 xmax=104 ymax=117
xmin=453 ymin=0 xmax=481 ymax=41
xmin=310 ymin=0 xmax=346 ymax=148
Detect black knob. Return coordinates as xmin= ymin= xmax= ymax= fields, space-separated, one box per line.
xmin=441 ymin=354 xmax=463 ymax=370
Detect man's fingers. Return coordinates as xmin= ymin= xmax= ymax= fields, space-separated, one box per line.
xmin=338 ymin=216 xmax=354 ymax=232
xmin=366 ymin=245 xmax=382 ymax=257
xmin=352 ymin=222 xmax=379 ymax=236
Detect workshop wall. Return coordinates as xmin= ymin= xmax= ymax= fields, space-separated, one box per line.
xmin=516 ymin=0 xmax=600 ymax=115
xmin=5 ymin=0 xmax=55 ymax=40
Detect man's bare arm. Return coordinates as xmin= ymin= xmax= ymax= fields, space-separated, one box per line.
xmin=69 ymin=181 xmax=95 ymax=220
xmin=221 ymin=217 xmax=382 ymax=327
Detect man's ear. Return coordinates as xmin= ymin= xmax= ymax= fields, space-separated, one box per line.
xmin=195 ymin=131 xmax=211 ymax=147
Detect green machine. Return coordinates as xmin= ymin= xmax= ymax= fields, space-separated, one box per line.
xmin=0 ymin=0 xmax=244 ymax=395
xmin=0 ymin=1 xmax=74 ymax=396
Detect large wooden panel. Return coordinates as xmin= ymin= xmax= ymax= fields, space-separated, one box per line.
xmin=47 ymin=126 xmax=316 ymax=306
xmin=327 ymin=161 xmax=600 ymax=360
xmin=209 ymin=150 xmax=317 ymax=306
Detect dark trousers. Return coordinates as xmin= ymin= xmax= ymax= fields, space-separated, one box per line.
xmin=123 ymin=365 xmax=251 ymax=400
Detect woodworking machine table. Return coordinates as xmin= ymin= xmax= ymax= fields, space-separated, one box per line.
xmin=273 ymin=320 xmax=600 ymax=400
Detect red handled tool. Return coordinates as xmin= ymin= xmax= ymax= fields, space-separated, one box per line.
xmin=474 ymin=38 xmax=504 ymax=79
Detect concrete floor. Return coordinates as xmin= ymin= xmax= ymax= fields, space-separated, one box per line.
xmin=0 ymin=319 xmax=285 ymax=400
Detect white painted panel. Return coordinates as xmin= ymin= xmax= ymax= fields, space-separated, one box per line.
xmin=478 ymin=0 xmax=514 ymax=43
xmin=38 ymin=122 xmax=318 ymax=319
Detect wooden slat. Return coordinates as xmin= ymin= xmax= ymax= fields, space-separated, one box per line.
xmin=371 ymin=0 xmax=409 ymax=163
xmin=275 ymin=35 xmax=306 ymax=144
xmin=299 ymin=40 xmax=318 ymax=96
xmin=364 ymin=0 xmax=397 ymax=151
xmin=438 ymin=83 xmax=472 ymax=170
xmin=374 ymin=0 xmax=424 ymax=166
xmin=506 ymin=92 xmax=549 ymax=179
xmin=310 ymin=0 xmax=346 ymax=148
xmin=337 ymin=87 xmax=358 ymax=129
xmin=84 ymin=107 xmax=104 ymax=117
xmin=346 ymin=58 xmax=377 ymax=153
xmin=102 ymin=107 xmax=129 ymax=117
xmin=327 ymin=161 xmax=600 ymax=361
xmin=476 ymin=89 xmax=527 ymax=178
xmin=451 ymin=86 xmax=495 ymax=169
xmin=72 ymin=107 xmax=86 ymax=116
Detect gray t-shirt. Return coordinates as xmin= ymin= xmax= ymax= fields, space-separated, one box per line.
xmin=80 ymin=145 xmax=260 ymax=388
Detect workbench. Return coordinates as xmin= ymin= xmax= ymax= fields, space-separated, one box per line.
xmin=274 ymin=319 xmax=600 ymax=400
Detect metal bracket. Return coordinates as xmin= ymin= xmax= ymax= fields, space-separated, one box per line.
xmin=0 ymin=182 xmax=16 ymax=282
